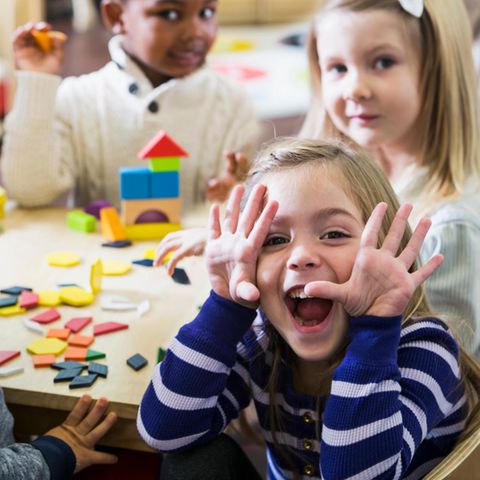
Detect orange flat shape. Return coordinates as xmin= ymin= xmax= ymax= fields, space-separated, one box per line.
xmin=64 ymin=346 xmax=88 ymax=360
xmin=100 ymin=207 xmax=127 ymax=241
xmin=47 ymin=328 xmax=71 ymax=340
xmin=31 ymin=30 xmax=67 ymax=52
xmin=68 ymin=334 xmax=94 ymax=347
xmin=33 ymin=354 xmax=56 ymax=367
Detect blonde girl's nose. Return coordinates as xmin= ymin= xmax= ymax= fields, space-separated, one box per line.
xmin=343 ymin=71 xmax=372 ymax=101
xmin=287 ymin=245 xmax=320 ymax=270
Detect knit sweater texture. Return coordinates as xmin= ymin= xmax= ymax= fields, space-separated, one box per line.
xmin=137 ymin=291 xmax=468 ymax=479
xmin=1 ymin=36 xmax=259 ymax=211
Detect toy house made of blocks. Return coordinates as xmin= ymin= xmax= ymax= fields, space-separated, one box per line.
xmin=119 ymin=131 xmax=188 ymax=240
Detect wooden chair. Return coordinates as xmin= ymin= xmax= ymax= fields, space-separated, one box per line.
xmin=424 ymin=354 xmax=480 ymax=479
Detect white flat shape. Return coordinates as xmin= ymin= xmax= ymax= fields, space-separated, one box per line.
xmin=23 ymin=319 xmax=44 ymax=334
xmin=0 ymin=365 xmax=24 ymax=377
xmin=137 ymin=300 xmax=150 ymax=317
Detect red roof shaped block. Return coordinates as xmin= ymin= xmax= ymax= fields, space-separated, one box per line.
xmin=138 ymin=130 xmax=189 ymax=159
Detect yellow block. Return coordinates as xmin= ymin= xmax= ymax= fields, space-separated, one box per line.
xmin=47 ymin=251 xmax=81 ymax=267
xmin=0 ymin=305 xmax=26 ymax=316
xmin=126 ymin=223 xmax=181 ymax=241
xmin=101 ymin=260 xmax=132 ymax=276
xmin=31 ymin=30 xmax=67 ymax=52
xmin=27 ymin=338 xmax=67 ymax=356
xmin=59 ymin=286 xmax=94 ymax=306
xmin=90 ymin=258 xmax=103 ymax=294
xmin=0 ymin=186 xmax=6 ymax=219
xmin=37 ymin=290 xmax=61 ymax=307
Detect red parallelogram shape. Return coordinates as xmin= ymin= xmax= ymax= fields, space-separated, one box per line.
xmin=0 ymin=351 xmax=21 ymax=366
xmin=31 ymin=308 xmax=61 ymax=324
xmin=65 ymin=316 xmax=92 ymax=333
xmin=93 ymin=321 xmax=129 ymax=336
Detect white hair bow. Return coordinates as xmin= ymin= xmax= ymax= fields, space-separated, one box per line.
xmin=398 ymin=0 xmax=424 ymax=18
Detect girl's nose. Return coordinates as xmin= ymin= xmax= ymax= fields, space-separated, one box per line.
xmin=180 ymin=17 xmax=204 ymax=41
xmin=343 ymin=71 xmax=372 ymax=101
xmin=287 ymin=245 xmax=320 ymax=270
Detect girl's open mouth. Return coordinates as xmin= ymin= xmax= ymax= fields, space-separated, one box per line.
xmin=285 ymin=288 xmax=333 ymax=328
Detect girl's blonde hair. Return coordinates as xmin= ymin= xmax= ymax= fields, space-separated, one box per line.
xmin=301 ymin=0 xmax=480 ymax=206
xmin=245 ymin=138 xmax=480 ymax=474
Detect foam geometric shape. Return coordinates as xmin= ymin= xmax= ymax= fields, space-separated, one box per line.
xmin=59 ymin=286 xmax=94 ymax=306
xmin=100 ymin=207 xmax=127 ymax=241
xmin=85 ymin=349 xmax=106 ymax=361
xmin=0 ymin=366 xmax=24 ymax=377
xmin=33 ymin=354 xmax=56 ymax=367
xmin=121 ymin=198 xmax=181 ymax=225
xmin=127 ymin=353 xmax=148 ymax=371
xmin=126 ymin=223 xmax=181 ymax=240
xmin=148 ymin=157 xmax=181 ymax=172
xmin=132 ymin=259 xmax=153 ymax=267
xmin=67 ymin=210 xmax=97 ymax=233
xmin=51 ymin=361 xmax=88 ymax=371
xmin=88 ymin=362 xmax=108 ymax=378
xmin=23 ymin=319 xmax=44 ymax=334
xmin=143 ymin=248 xmax=156 ymax=260
xmin=19 ymin=291 xmax=39 ymax=309
xmin=120 ymin=168 xmax=151 ymax=200
xmin=0 ymin=286 xmax=32 ymax=295
xmin=68 ymin=334 xmax=94 ymax=347
xmin=0 ymin=296 xmax=18 ymax=308
xmin=157 ymin=347 xmax=166 ymax=363
xmin=90 ymin=258 xmax=103 ymax=294
xmin=64 ymin=347 xmax=88 ymax=360
xmin=0 ymin=351 xmax=20 ymax=366
xmin=47 ymin=251 xmax=81 ymax=267
xmin=93 ymin=321 xmax=129 ymax=336
xmin=171 ymin=267 xmax=191 ymax=285
xmin=54 ymin=367 xmax=83 ymax=382
xmin=37 ymin=290 xmax=61 ymax=307
xmin=69 ymin=373 xmax=98 ymax=389
xmin=47 ymin=328 xmax=71 ymax=340
xmin=137 ymin=130 xmax=188 ymax=159
xmin=151 ymin=171 xmax=179 ymax=198
xmin=31 ymin=30 xmax=67 ymax=52
xmin=101 ymin=260 xmax=131 ymax=276
xmin=30 ymin=308 xmax=61 ymax=324
xmin=101 ymin=240 xmax=132 ymax=248
xmin=64 ymin=316 xmax=92 ymax=333
xmin=0 ymin=305 xmax=26 ymax=316
xmin=27 ymin=338 xmax=67 ymax=356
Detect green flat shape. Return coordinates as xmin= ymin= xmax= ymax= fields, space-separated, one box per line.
xmin=149 ymin=157 xmax=180 ymax=172
xmin=67 ymin=211 xmax=97 ymax=233
xmin=86 ymin=349 xmax=106 ymax=361
xmin=157 ymin=347 xmax=166 ymax=363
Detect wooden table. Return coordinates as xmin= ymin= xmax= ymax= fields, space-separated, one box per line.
xmin=0 ymin=207 xmax=211 ymax=451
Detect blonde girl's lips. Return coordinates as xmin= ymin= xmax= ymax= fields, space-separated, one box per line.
xmin=290 ymin=301 xmax=335 ymax=335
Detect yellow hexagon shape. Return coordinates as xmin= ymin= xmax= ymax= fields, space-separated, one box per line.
xmin=59 ymin=286 xmax=94 ymax=306
xmin=37 ymin=290 xmax=61 ymax=307
xmin=27 ymin=338 xmax=67 ymax=356
xmin=47 ymin=251 xmax=81 ymax=267
xmin=102 ymin=260 xmax=132 ymax=276
xmin=0 ymin=305 xmax=26 ymax=316
xmin=90 ymin=258 xmax=103 ymax=294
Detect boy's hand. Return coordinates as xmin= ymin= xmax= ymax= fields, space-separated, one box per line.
xmin=206 ymin=184 xmax=278 ymax=308
xmin=305 ymin=203 xmax=443 ymax=317
xmin=206 ymin=151 xmax=249 ymax=202
xmin=45 ymin=395 xmax=118 ymax=473
xmin=155 ymin=227 xmax=208 ymax=275
xmin=13 ymin=22 xmax=67 ymax=74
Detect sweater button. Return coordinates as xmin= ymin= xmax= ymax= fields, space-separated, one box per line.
xmin=304 ymin=464 xmax=314 ymax=476
xmin=128 ymin=82 xmax=139 ymax=94
xmin=303 ymin=412 xmax=313 ymax=424
xmin=303 ymin=439 xmax=313 ymax=450
xmin=148 ymin=101 xmax=159 ymax=113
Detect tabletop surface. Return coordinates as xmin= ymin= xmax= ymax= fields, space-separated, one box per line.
xmin=0 ymin=207 xmax=211 ymax=448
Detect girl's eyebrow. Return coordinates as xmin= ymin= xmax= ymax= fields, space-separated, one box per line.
xmin=269 ymin=207 xmax=359 ymax=227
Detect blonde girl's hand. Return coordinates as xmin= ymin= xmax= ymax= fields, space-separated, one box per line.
xmin=13 ymin=22 xmax=67 ymax=74
xmin=154 ymin=227 xmax=208 ymax=275
xmin=206 ymin=184 xmax=278 ymax=309
xmin=305 ymin=203 xmax=443 ymax=317
xmin=45 ymin=395 xmax=118 ymax=473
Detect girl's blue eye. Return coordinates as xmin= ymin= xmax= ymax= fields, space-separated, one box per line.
xmin=322 ymin=231 xmax=348 ymax=240
xmin=331 ymin=64 xmax=347 ymax=74
xmin=201 ymin=7 xmax=216 ymax=19
xmin=264 ymin=236 xmax=288 ymax=247
xmin=375 ymin=57 xmax=395 ymax=70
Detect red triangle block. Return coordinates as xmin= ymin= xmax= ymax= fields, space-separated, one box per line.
xmin=137 ymin=130 xmax=189 ymax=159
xmin=0 ymin=351 xmax=21 ymax=366
xmin=31 ymin=308 xmax=61 ymax=324
xmin=93 ymin=321 xmax=129 ymax=336
xmin=65 ymin=316 xmax=92 ymax=333
xmin=19 ymin=291 xmax=39 ymax=309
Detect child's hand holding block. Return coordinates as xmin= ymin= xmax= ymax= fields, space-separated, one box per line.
xmin=31 ymin=29 xmax=68 ymax=52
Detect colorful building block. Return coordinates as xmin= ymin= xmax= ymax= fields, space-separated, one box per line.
xmin=51 ymin=361 xmax=88 ymax=371
xmin=0 ymin=286 xmax=32 ymax=295
xmin=171 ymin=267 xmax=191 ymax=285
xmin=27 ymin=338 xmax=67 ymax=356
xmin=0 ymin=366 xmax=24 ymax=377
xmin=30 ymin=308 xmax=61 ymax=324
xmin=125 ymin=222 xmax=181 ymax=240
xmin=19 ymin=291 xmax=39 ymax=309
xmin=67 ymin=210 xmax=97 ymax=233
xmin=101 ymin=260 xmax=131 ymax=276
xmin=100 ymin=207 xmax=127 ymax=241
xmin=64 ymin=347 xmax=88 ymax=361
xmin=150 ymin=171 xmax=179 ymax=198
xmin=47 ymin=328 xmax=71 ymax=340
xmin=101 ymin=240 xmax=132 ymax=248
xmin=157 ymin=348 xmax=166 ymax=363
xmin=0 ymin=305 xmax=26 ymax=316
xmin=0 ymin=186 xmax=7 ymax=219
xmin=90 ymin=258 xmax=103 ymax=294
xmin=47 ymin=251 xmax=81 ymax=267
xmin=54 ymin=367 xmax=83 ymax=382
xmin=137 ymin=130 xmax=188 ymax=159
xmin=0 ymin=351 xmax=20 ymax=366
xmin=33 ymin=354 xmax=56 ymax=367
xmin=132 ymin=259 xmax=153 ymax=267
xmin=85 ymin=200 xmax=112 ymax=219
xmin=64 ymin=316 xmax=92 ymax=333
xmin=69 ymin=373 xmax=98 ymax=389
xmin=86 ymin=350 xmax=106 ymax=361
xmin=59 ymin=286 xmax=94 ymax=307
xmin=0 ymin=296 xmax=18 ymax=308
xmin=37 ymin=290 xmax=61 ymax=307
xmin=93 ymin=322 xmax=129 ymax=336
xmin=23 ymin=319 xmax=44 ymax=334
xmin=88 ymin=362 xmax=108 ymax=378
xmin=68 ymin=334 xmax=94 ymax=347
xmin=121 ymin=198 xmax=181 ymax=225
xmin=127 ymin=353 xmax=148 ymax=371
xmin=148 ymin=157 xmax=181 ymax=172
xmin=31 ymin=30 xmax=67 ymax=52
xmin=120 ymin=168 xmax=151 ymax=200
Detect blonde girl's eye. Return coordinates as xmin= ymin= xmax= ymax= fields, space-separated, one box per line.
xmin=263 ymin=236 xmax=289 ymax=247
xmin=201 ymin=6 xmax=216 ymax=19
xmin=328 ymin=63 xmax=347 ymax=75
xmin=374 ymin=57 xmax=395 ymax=70
xmin=321 ymin=230 xmax=350 ymax=240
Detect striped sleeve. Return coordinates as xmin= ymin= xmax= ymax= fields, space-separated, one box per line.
xmin=137 ymin=291 xmax=257 ymax=452
xmin=320 ymin=316 xmax=465 ymax=480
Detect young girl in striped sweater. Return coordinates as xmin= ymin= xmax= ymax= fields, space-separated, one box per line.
xmin=138 ymin=139 xmax=478 ymax=479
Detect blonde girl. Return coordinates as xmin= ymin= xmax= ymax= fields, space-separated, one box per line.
xmin=301 ymin=0 xmax=480 ymax=357
xmin=138 ymin=139 xmax=479 ymax=480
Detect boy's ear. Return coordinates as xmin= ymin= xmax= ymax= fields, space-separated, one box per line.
xmin=101 ymin=0 xmax=126 ymax=35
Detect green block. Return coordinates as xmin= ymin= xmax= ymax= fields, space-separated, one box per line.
xmin=67 ymin=210 xmax=97 ymax=233
xmin=86 ymin=349 xmax=106 ymax=361
xmin=157 ymin=347 xmax=166 ymax=363
xmin=149 ymin=157 xmax=180 ymax=172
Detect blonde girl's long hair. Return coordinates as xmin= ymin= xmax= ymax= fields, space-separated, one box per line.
xmin=301 ymin=0 xmax=480 ymax=206
xmin=245 ymin=138 xmax=480 ymax=475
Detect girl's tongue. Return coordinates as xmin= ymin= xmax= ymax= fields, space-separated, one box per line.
xmin=295 ymin=298 xmax=332 ymax=325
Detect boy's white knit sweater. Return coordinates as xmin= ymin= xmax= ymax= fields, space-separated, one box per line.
xmin=1 ymin=36 xmax=259 ymax=212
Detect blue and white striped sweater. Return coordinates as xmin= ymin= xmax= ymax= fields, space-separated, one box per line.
xmin=138 ymin=291 xmax=467 ymax=479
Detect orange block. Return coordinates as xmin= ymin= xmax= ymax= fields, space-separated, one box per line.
xmin=100 ymin=207 xmax=127 ymax=241
xmin=121 ymin=198 xmax=181 ymax=225
xmin=47 ymin=328 xmax=71 ymax=340
xmin=68 ymin=334 xmax=94 ymax=348
xmin=64 ymin=346 xmax=88 ymax=360
xmin=33 ymin=354 xmax=56 ymax=367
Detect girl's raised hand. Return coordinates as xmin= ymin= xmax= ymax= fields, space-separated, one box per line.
xmin=305 ymin=203 xmax=443 ymax=317
xmin=206 ymin=184 xmax=278 ymax=309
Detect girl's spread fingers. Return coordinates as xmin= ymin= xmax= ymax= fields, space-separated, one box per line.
xmin=236 ymin=281 xmax=260 ymax=303
xmin=166 ymin=249 xmax=186 ymax=276
xmin=360 ymin=202 xmax=388 ymax=249
xmin=238 ymin=184 xmax=267 ymax=236
xmin=381 ymin=203 xmax=413 ymax=255
xmin=398 ymin=217 xmax=432 ymax=268
xmin=63 ymin=395 xmax=92 ymax=427
xmin=304 ymin=281 xmax=345 ymax=304
xmin=249 ymin=200 xmax=279 ymax=249
xmin=208 ymin=204 xmax=221 ymax=241
xmin=223 ymin=184 xmax=244 ymax=233
xmin=411 ymin=254 xmax=444 ymax=286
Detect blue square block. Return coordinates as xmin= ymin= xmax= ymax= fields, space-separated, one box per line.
xmin=120 ymin=167 xmax=151 ymax=199
xmin=150 ymin=171 xmax=179 ymax=199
